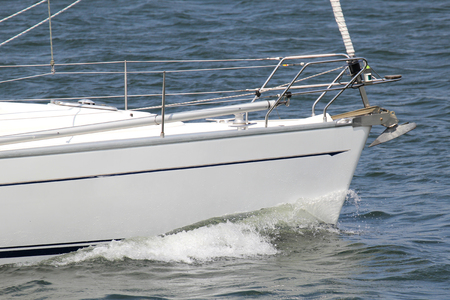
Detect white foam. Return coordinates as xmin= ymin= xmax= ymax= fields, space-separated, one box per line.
xmin=45 ymin=191 xmax=355 ymax=266
xmin=49 ymin=221 xmax=277 ymax=265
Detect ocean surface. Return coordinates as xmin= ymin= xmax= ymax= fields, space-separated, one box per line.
xmin=0 ymin=0 xmax=449 ymax=299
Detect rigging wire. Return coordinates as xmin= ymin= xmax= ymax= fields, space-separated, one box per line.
xmin=0 ymin=61 xmax=346 ymax=109
xmin=47 ymin=0 xmax=55 ymax=74
xmin=132 ymin=92 xmax=256 ymax=111
xmin=0 ymin=0 xmax=82 ymax=48
xmin=266 ymin=65 xmax=344 ymax=91
xmin=0 ymin=0 xmax=348 ymax=111
xmin=0 ymin=0 xmax=47 ymax=24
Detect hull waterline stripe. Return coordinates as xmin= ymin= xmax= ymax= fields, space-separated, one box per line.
xmin=1 ymin=150 xmax=347 ymax=259
xmin=0 ymin=150 xmax=347 ymax=187
xmin=0 ymin=239 xmax=122 ymax=259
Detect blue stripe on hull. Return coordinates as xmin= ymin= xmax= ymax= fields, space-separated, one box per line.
xmin=0 ymin=150 xmax=347 ymax=259
xmin=0 ymin=239 xmax=121 ymax=259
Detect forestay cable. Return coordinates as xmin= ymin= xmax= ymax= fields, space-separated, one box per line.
xmin=329 ymin=0 xmax=355 ymax=57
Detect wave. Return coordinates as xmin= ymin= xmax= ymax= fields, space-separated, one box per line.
xmin=48 ymin=221 xmax=276 ymax=265
xmin=42 ymin=192 xmax=353 ymax=266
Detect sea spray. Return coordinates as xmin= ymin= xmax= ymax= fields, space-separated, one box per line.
xmin=46 ymin=191 xmax=356 ymax=266
xmin=48 ymin=221 xmax=277 ymax=265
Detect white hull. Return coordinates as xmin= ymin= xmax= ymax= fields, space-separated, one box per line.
xmin=0 ymin=110 xmax=370 ymax=260
xmin=0 ymin=0 xmax=417 ymax=266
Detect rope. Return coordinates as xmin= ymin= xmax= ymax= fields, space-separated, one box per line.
xmin=0 ymin=0 xmax=82 ymax=48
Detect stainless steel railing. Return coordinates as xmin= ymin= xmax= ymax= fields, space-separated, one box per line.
xmin=0 ymin=54 xmax=400 ymax=130
xmin=258 ymin=55 xmax=368 ymax=126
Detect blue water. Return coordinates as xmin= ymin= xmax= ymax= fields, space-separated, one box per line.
xmin=1 ymin=0 xmax=449 ymax=299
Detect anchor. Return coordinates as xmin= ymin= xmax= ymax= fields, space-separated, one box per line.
xmin=333 ymin=106 xmax=416 ymax=147
xmin=369 ymin=122 xmax=416 ymax=147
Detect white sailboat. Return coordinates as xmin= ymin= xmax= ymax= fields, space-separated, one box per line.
xmin=0 ymin=0 xmax=415 ymax=264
